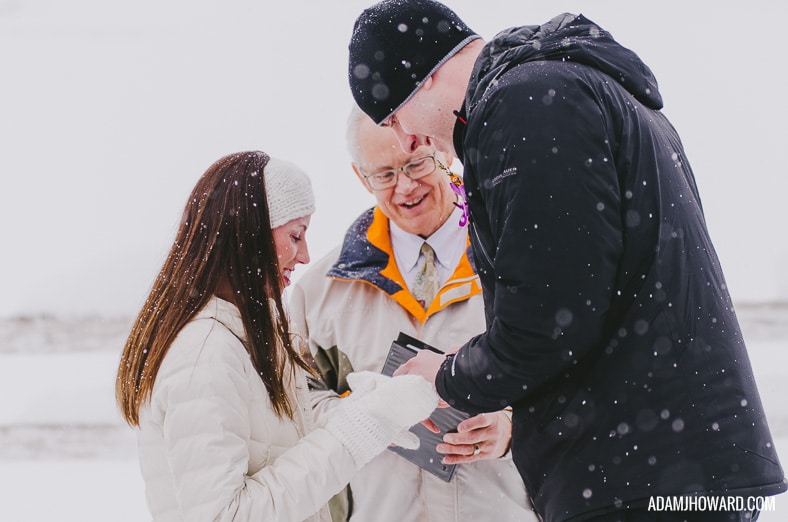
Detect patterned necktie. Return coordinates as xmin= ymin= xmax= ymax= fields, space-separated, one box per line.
xmin=413 ymin=242 xmax=439 ymax=309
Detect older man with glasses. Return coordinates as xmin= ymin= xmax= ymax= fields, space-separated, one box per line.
xmin=288 ymin=107 xmax=536 ymax=522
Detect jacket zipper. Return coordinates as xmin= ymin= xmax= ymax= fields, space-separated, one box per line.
xmin=470 ymin=223 xmax=494 ymax=269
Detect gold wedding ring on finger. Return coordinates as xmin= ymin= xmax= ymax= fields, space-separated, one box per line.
xmin=472 ymin=444 xmax=481 ymax=456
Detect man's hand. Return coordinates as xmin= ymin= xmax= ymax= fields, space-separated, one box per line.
xmin=393 ymin=348 xmax=445 ymax=385
xmin=394 ymin=349 xmax=452 ymax=432
xmin=436 ymin=411 xmax=512 ymax=464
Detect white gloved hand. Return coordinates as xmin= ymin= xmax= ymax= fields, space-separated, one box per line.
xmin=326 ymin=371 xmax=438 ymax=468
xmin=345 ymin=372 xmax=426 ymax=450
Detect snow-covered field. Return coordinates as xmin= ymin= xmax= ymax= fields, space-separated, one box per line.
xmin=1 ymin=304 xmax=786 ymax=521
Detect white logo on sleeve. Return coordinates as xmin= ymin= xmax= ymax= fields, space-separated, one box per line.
xmin=491 ymin=167 xmax=517 ymax=186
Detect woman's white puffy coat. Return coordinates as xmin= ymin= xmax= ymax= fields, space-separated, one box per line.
xmin=136 ymin=297 xmax=357 ymax=521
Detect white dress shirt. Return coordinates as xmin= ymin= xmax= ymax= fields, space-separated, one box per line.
xmin=389 ymin=206 xmax=467 ymax=294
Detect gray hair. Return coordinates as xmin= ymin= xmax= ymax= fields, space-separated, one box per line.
xmin=346 ymin=104 xmax=372 ymax=166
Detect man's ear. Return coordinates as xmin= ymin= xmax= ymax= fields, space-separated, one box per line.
xmin=352 ymin=163 xmax=374 ymax=195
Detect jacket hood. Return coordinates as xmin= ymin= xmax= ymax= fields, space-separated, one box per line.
xmin=468 ymin=13 xmax=663 ymax=112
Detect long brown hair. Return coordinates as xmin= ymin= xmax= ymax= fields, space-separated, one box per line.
xmin=116 ymin=151 xmax=312 ymax=426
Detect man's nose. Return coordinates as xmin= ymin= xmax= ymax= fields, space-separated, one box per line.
xmin=394 ymin=170 xmax=420 ymax=193
xmin=391 ymin=125 xmax=423 ymax=154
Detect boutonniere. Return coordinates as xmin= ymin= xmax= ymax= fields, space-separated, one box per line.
xmin=437 ymin=158 xmax=469 ymax=227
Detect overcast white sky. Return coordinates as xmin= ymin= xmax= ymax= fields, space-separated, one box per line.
xmin=1 ymin=1 xmax=786 ymax=317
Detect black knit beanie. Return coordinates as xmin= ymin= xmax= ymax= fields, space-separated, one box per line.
xmin=348 ymin=0 xmax=479 ymax=124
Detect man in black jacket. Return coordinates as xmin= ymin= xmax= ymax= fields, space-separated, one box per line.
xmin=348 ymin=1 xmax=786 ymax=521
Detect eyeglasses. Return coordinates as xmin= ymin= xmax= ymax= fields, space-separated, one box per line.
xmin=361 ymin=155 xmax=437 ymax=190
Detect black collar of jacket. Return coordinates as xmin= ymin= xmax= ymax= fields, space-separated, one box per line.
xmin=452 ymin=101 xmax=467 ymax=164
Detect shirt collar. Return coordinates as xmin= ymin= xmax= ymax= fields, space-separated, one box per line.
xmin=389 ymin=205 xmax=467 ymax=275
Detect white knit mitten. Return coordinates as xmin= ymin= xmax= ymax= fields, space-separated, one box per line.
xmin=325 ymin=371 xmax=438 ymax=468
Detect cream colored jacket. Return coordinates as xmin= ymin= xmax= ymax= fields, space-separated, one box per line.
xmin=289 ymin=208 xmax=538 ymax=522
xmin=136 ymin=297 xmax=357 ymax=521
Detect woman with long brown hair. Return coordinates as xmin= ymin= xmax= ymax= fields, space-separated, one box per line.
xmin=116 ymin=151 xmax=436 ymax=521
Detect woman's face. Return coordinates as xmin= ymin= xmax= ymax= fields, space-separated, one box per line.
xmin=272 ymin=215 xmax=311 ymax=288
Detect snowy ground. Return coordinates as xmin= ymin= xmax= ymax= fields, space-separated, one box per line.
xmin=1 ymin=304 xmax=786 ymax=521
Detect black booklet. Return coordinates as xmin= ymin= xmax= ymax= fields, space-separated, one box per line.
xmin=380 ymin=332 xmax=470 ymax=482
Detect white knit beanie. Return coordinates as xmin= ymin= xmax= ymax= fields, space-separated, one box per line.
xmin=263 ymin=157 xmax=316 ymax=228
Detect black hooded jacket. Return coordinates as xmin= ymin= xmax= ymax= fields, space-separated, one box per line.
xmin=436 ymin=13 xmax=786 ymax=522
